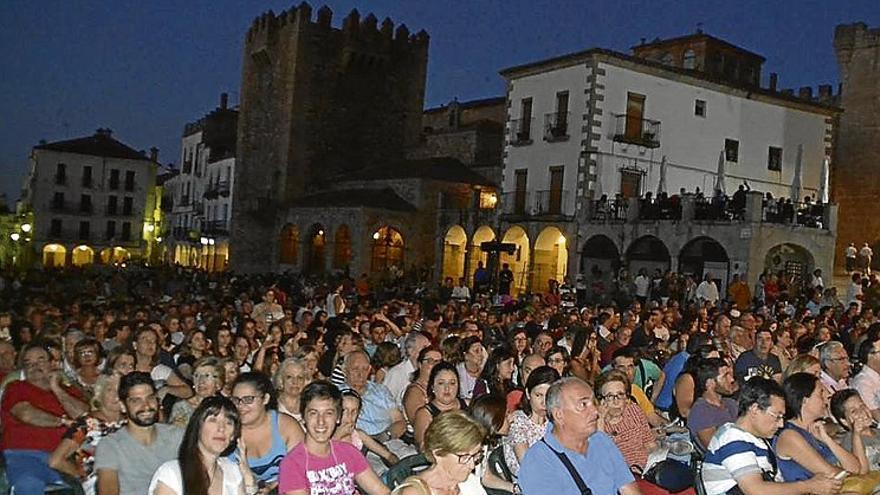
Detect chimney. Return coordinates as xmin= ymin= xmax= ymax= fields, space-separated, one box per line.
xmin=798 ymin=86 xmax=813 ymax=99
xmin=220 ymin=93 xmax=228 ymax=110
xmin=95 ymin=128 xmax=113 ymax=138
xmin=149 ymin=147 xmax=159 ymax=162
xmin=818 ymin=84 xmax=832 ymax=100
xmin=769 ymin=72 xmax=778 ymax=91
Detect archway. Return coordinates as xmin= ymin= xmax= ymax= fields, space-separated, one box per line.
xmin=333 ymin=225 xmax=352 ymax=270
xmin=306 ymin=224 xmax=326 ymax=273
xmin=500 ymin=226 xmax=530 ymax=296
xmin=442 ymin=225 xmax=467 ymax=282
xmin=213 ymin=241 xmax=229 ymax=272
xmin=680 ymin=236 xmax=730 ymax=292
xmin=99 ymin=247 xmax=130 ymax=265
xmin=580 ymin=235 xmax=620 ymax=281
xmin=42 ymin=244 xmax=66 ymax=268
xmin=532 ymin=227 xmax=568 ymax=293
xmin=625 ymin=235 xmax=670 ymax=277
xmin=371 ymin=226 xmax=405 ymax=274
xmin=279 ymin=224 xmax=299 ymax=265
xmin=468 ymin=226 xmax=495 ymax=286
xmin=71 ymin=245 xmax=94 ymax=267
xmin=764 ymin=243 xmax=815 ymax=290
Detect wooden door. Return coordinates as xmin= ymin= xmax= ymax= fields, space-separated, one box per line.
xmin=625 ymin=93 xmax=645 ymax=141
xmin=549 ymin=167 xmax=564 ymax=214
xmin=515 ymin=169 xmax=528 ymax=214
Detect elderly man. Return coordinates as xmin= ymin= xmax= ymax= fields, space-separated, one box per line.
xmin=518 ymin=377 xmax=640 ymax=495
xmin=1 ymin=344 xmax=88 ymax=493
xmin=382 ymin=331 xmax=430 ymax=404
xmin=819 ymin=341 xmax=851 ymax=394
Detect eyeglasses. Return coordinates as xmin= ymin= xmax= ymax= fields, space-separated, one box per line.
xmin=421 ymin=357 xmax=441 ymax=365
xmin=602 ymin=392 xmax=628 ymax=402
xmin=194 ymin=373 xmax=219 ymax=382
xmin=78 ymin=349 xmax=97 ymax=356
xmin=826 ymin=356 xmax=849 ymax=363
xmin=454 ymin=450 xmax=484 ymax=465
xmin=548 ymin=357 xmax=567 ymax=365
xmin=230 ymin=395 xmax=259 ymax=406
xmin=763 ymin=408 xmax=785 ymax=422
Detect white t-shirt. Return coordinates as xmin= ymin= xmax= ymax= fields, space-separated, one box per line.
xmin=149 ymin=458 xmax=243 ymax=495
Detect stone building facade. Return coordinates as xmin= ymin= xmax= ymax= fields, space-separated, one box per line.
xmin=833 ymin=23 xmax=880 ymax=269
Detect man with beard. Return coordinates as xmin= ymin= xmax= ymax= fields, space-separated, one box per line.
xmin=688 ymin=358 xmax=739 ymax=449
xmin=95 ymin=371 xmax=184 ymax=494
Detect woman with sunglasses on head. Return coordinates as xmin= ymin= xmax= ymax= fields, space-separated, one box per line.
xmin=402 ymin=346 xmax=443 ymax=428
xmin=169 ymin=357 xmax=226 ymax=427
xmin=230 ymin=372 xmax=305 ymax=492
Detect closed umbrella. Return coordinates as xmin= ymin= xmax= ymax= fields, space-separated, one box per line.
xmin=791 ymin=144 xmax=803 ymax=203
xmin=818 ymin=156 xmax=830 ymax=204
xmin=657 ymin=155 xmax=667 ymax=196
xmin=714 ymin=150 xmax=726 ymax=195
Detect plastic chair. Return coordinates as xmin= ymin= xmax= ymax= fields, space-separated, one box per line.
xmin=487 ymin=445 xmax=514 ymax=482
xmin=383 ymin=453 xmax=429 ymax=488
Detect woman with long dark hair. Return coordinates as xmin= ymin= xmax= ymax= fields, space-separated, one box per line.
xmin=149 ymin=395 xmax=255 ymax=495
xmin=412 ymin=361 xmax=467 ymax=448
xmin=472 ymin=347 xmax=516 ymax=399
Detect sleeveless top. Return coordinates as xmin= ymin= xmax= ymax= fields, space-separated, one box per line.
xmin=425 ymin=399 xmax=467 ymax=418
xmin=773 ymin=421 xmax=839 ymax=482
xmin=230 ymin=410 xmax=289 ymax=483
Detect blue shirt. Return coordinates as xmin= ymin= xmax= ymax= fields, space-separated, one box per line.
xmin=354 ymin=380 xmax=398 ymax=436
xmin=656 ymin=351 xmax=689 ymax=410
xmin=519 ymin=424 xmax=634 ymax=495
xmin=773 ymin=421 xmax=838 ymax=482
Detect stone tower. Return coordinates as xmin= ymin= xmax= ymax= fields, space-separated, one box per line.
xmin=230 ymin=3 xmax=429 ymax=273
xmin=833 ymin=22 xmax=880 ymax=268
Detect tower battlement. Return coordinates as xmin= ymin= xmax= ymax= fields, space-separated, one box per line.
xmin=834 ymin=22 xmax=880 ymax=68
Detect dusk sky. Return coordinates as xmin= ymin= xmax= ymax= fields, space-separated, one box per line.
xmin=1 ymin=0 xmax=878 ymax=204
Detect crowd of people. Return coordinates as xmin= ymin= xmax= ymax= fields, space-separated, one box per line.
xmin=2 ymin=261 xmax=880 ymax=495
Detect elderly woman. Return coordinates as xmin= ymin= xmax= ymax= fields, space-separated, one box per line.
xmin=49 ymin=373 xmax=126 ymax=495
xmin=169 ymin=357 xmax=225 ymax=427
xmin=275 ymin=357 xmax=309 ymax=422
xmin=596 ymin=369 xmax=657 ymax=471
xmin=774 ymin=372 xmax=868 ymax=481
xmin=72 ymin=337 xmax=104 ymax=396
xmin=104 ymin=347 xmax=135 ymax=376
xmin=393 ymin=410 xmax=488 ymax=495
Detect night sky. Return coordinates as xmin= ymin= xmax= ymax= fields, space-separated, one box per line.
xmin=1 ymin=0 xmax=878 ymax=204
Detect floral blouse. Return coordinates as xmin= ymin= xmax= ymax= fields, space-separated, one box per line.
xmin=504 ymin=410 xmax=546 ymax=477
xmin=63 ymin=415 xmax=126 ymax=485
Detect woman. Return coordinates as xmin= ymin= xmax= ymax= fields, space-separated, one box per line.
xmin=232 ymin=335 xmax=253 ymax=372
xmin=545 ymin=345 xmax=571 ymax=377
xmin=456 ymin=337 xmax=486 ymax=402
xmin=211 ymin=324 xmax=234 ymax=359
xmin=504 ymin=366 xmax=559 ymax=478
xmin=508 ymin=328 xmax=530 ymax=364
xmin=177 ymin=329 xmax=212 ymax=372
xmin=230 ymin=372 xmax=305 ymax=490
xmin=134 ymin=328 xmax=192 ymax=400
xmin=774 ymin=372 xmax=867 ymax=481
xmin=783 ymin=354 xmax=822 ymax=379
xmin=568 ymin=329 xmax=601 ymax=384
xmin=402 ymin=346 xmax=442 ymax=426
xmin=467 ymin=394 xmax=515 ymax=494
xmin=334 ymin=389 xmax=399 ymax=472
xmin=73 ymin=338 xmax=104 ymax=395
xmin=413 ymin=361 xmax=467 ymax=448
xmin=830 ymin=389 xmax=880 ymax=470
xmin=393 ymin=410 xmax=488 ymax=495
xmin=292 ymin=345 xmax=320 ymax=381
xmin=472 ymin=347 xmax=516 ymax=399
xmin=150 ymin=396 xmax=255 ymax=495
xmin=275 ymin=357 xmax=309 ymax=422
xmin=219 ymin=357 xmax=239 ymax=397
xmin=371 ymin=342 xmax=402 ymax=385
xmin=103 ymin=347 xmax=135 ymax=376
xmin=49 ymin=374 xmax=126 ymax=495
xmin=169 ymin=357 xmax=225 ymax=427
xmin=672 ymin=344 xmax=718 ymax=420
xmin=595 ymin=369 xmax=656 ymax=471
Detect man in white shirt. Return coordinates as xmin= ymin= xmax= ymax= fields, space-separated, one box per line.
xmin=696 ymin=273 xmax=720 ymax=306
xmin=451 ymin=277 xmax=471 ymax=302
xmin=382 ymin=331 xmax=430 ymax=405
xmin=845 ymin=242 xmax=858 ymax=273
xmin=819 ymin=341 xmax=851 ymax=394
xmin=852 ymin=335 xmax=880 ymax=422
xmin=633 ymin=269 xmax=650 ymax=303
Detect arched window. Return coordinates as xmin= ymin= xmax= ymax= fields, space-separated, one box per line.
xmin=683 ymin=49 xmax=696 ymax=69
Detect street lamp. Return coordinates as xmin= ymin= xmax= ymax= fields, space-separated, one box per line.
xmin=20 ymin=223 xmax=31 ymax=233
xmin=10 ymin=233 xmax=20 ymax=242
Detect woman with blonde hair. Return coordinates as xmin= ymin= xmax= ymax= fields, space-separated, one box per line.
xmin=168 ymin=357 xmax=225 ymax=427
xmin=274 ymin=357 xmax=309 ymax=422
xmin=393 ymin=410 xmax=488 ymax=495
xmin=784 ymin=354 xmax=822 ymax=379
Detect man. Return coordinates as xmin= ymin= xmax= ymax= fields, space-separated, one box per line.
xmin=0 ymin=340 xmax=16 ymax=382
xmin=611 ymin=347 xmax=666 ymax=427
xmin=474 ymin=261 xmax=490 ymax=295
xmin=734 ymin=328 xmax=782 ymax=384
xmin=518 ymin=377 xmax=640 ymax=495
xmin=364 ymin=320 xmax=389 ymax=357
xmin=689 ymin=358 xmax=738 ymax=449
xmin=533 ymin=332 xmax=554 ymax=357
xmin=852 ymin=335 xmax=880 ymax=421
xmin=860 ymin=242 xmax=873 ymax=275
xmin=819 ymin=341 xmax=851 ymax=394
xmin=600 ymin=325 xmax=632 ymax=366
xmin=845 ymin=242 xmax=858 ymax=274
xmin=727 ymin=274 xmax=752 ymax=310
xmin=634 ymin=269 xmax=650 ymax=304
xmin=696 ymin=273 xmax=720 ymax=306
xmin=95 ymin=371 xmax=184 ymax=495
xmin=1 ymin=344 xmax=88 ymax=493
xmin=382 ymin=331 xmax=430 ymax=404
xmin=499 ymin=263 xmax=514 ymax=297
xmin=439 ymin=276 xmax=454 ymax=302
xmin=252 ymin=288 xmax=286 ymax=326
xmin=451 ymin=276 xmax=471 ymax=302
xmin=701 ymin=377 xmax=840 ymax=495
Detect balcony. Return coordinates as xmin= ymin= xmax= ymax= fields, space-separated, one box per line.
xmin=612 ymin=113 xmax=661 ymax=148
xmin=501 ymin=190 xmax=571 ymax=218
xmin=534 ymin=190 xmax=570 ymax=215
xmin=544 ymin=112 xmax=570 ymax=142
xmin=509 ymin=118 xmax=534 ymax=146
xmin=203 ymin=220 xmax=229 ymax=236
xmin=204 ymin=181 xmax=231 ymax=199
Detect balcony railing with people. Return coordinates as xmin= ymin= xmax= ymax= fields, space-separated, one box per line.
xmin=612 ymin=113 xmax=661 ymax=148
xmin=762 ymin=195 xmax=827 ymax=228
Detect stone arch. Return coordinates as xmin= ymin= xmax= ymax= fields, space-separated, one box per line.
xmin=279 ymin=224 xmax=299 ymax=265
xmin=43 ymin=244 xmax=66 ymax=268
xmin=680 ymin=236 xmax=730 ymax=292
xmin=442 ymin=225 xmax=467 ymax=282
xmin=333 ymin=224 xmax=353 ymax=270
xmin=580 ymin=235 xmax=621 ymax=279
xmin=625 ymin=235 xmax=670 ymax=276
xmin=468 ymin=225 xmax=495 ymax=286
xmin=99 ymin=246 xmax=130 ymax=265
xmin=500 ymin=226 xmax=530 ymax=296
xmin=532 ymin=226 xmax=568 ymax=293
xmin=306 ymin=223 xmax=326 ymax=273
xmin=764 ymin=243 xmax=815 ymax=289
xmin=371 ymin=225 xmax=405 ymax=274
xmin=71 ymin=245 xmax=94 ymax=267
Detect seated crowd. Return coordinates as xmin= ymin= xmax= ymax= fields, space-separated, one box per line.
xmin=3 ymin=264 xmax=880 ymax=495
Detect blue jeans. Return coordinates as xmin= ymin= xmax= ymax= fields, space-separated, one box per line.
xmin=4 ymin=449 xmax=65 ymax=494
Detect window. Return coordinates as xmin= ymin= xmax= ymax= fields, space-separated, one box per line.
xmin=660 ymin=52 xmax=674 ymax=66
xmin=82 ymin=166 xmax=93 ymax=188
xmin=50 ymin=219 xmax=62 ymax=237
xmin=109 ymin=169 xmax=120 ymax=190
xmin=106 ymin=220 xmax=116 ymax=240
xmin=124 ymin=171 xmax=135 ymax=191
xmin=683 ymin=50 xmax=697 ymax=70
xmin=52 ymin=192 xmax=65 ymax=209
xmin=80 ymin=194 xmax=92 ymax=213
xmin=107 ymin=196 xmax=118 ymax=215
xmin=768 ymin=146 xmax=783 ymax=171
xmin=222 ymin=204 xmax=229 ymax=221
xmin=725 ymin=139 xmax=739 ymax=163
xmin=625 ymin=92 xmax=646 ymax=141
xmin=694 ymin=99 xmax=706 ymax=117
xmin=517 ymin=98 xmax=533 ymax=142
xmin=121 ymin=222 xmax=131 ymax=241
xmin=514 ymin=169 xmax=528 ymax=214
xmin=551 ymin=91 xmax=569 ymax=137
xmin=78 ymin=221 xmax=90 ymax=240
xmin=55 ymin=163 xmax=66 ymax=185
xmin=123 ymin=197 xmax=133 ymax=216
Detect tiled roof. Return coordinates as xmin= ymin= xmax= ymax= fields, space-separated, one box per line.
xmin=34 ymin=131 xmax=151 ymax=161
xmin=343 ymin=157 xmax=496 ymax=186
xmin=290 ymin=188 xmax=417 ymax=212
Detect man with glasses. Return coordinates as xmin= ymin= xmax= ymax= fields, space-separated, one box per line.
xmin=1 ymin=344 xmax=88 ymax=493
xmin=701 ymin=377 xmax=841 ymax=495
xmin=819 ymin=341 xmax=851 ymax=394
xmin=95 ymin=371 xmax=183 ymax=495
xmin=852 ymin=335 xmax=880 ymax=421
xmin=519 ymin=377 xmax=639 ymax=495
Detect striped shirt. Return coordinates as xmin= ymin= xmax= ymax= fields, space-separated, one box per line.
xmin=702 ymin=422 xmax=780 ymax=495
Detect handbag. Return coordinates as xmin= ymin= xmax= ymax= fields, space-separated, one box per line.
xmin=643 ymin=459 xmax=693 ymax=492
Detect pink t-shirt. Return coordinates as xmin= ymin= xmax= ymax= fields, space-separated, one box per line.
xmin=278 ymin=440 xmax=369 ymax=495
